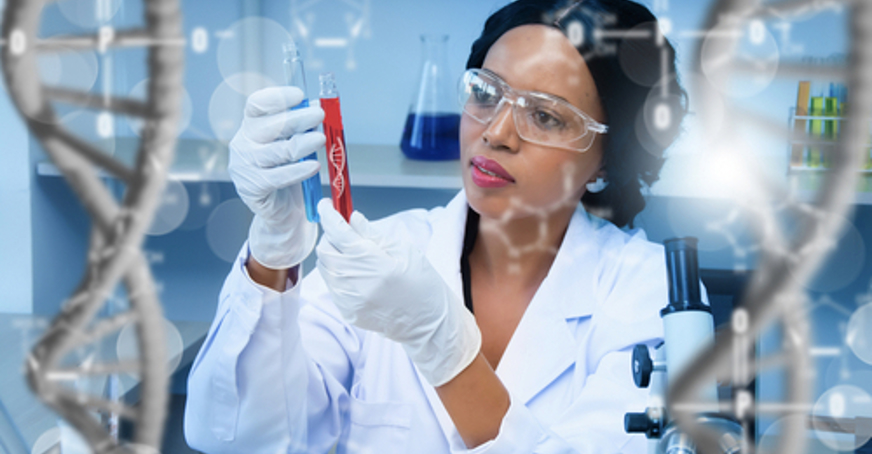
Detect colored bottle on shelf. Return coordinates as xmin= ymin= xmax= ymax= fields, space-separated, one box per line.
xmin=791 ymin=81 xmax=811 ymax=169
xmin=808 ymin=83 xmax=825 ymax=168
xmin=824 ymin=84 xmax=839 ymax=169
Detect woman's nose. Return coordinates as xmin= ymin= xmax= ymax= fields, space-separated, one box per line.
xmin=482 ymin=101 xmax=520 ymax=152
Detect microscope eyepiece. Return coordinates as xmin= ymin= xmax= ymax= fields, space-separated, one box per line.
xmin=661 ymin=237 xmax=710 ymax=317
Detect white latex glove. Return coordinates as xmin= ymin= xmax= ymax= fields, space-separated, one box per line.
xmin=228 ymin=86 xmax=326 ymax=270
xmin=315 ymin=199 xmax=482 ymax=387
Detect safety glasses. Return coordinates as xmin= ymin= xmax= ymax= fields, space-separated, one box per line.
xmin=458 ymin=68 xmax=608 ymax=153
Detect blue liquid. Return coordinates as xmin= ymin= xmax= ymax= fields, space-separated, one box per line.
xmin=295 ymin=99 xmax=322 ymax=222
xmin=400 ymin=113 xmax=460 ymax=161
xmin=300 ymin=152 xmax=322 ymax=223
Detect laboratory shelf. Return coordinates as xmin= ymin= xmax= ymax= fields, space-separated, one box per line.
xmin=36 ymin=138 xmax=464 ymax=190
xmin=784 ymin=107 xmax=872 ymax=205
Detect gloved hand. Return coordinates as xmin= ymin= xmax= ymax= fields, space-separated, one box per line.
xmin=228 ymin=86 xmax=326 ymax=270
xmin=315 ymin=199 xmax=482 ymax=387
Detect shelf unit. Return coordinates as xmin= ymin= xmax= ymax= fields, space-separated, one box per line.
xmin=786 ymin=107 xmax=872 ymax=204
xmin=37 ymin=138 xmax=464 ymax=190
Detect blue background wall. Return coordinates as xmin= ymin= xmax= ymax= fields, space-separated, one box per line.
xmin=0 ymin=69 xmax=31 ymax=314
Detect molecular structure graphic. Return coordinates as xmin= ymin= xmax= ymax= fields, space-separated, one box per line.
xmin=0 ymin=0 xmax=869 ymax=453
xmin=290 ymin=0 xmax=371 ymax=71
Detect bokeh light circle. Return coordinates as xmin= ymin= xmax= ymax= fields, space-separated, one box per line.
xmin=206 ymin=197 xmax=253 ymax=263
xmin=847 ymin=303 xmax=872 ymax=365
xmin=208 ymin=72 xmax=276 ymax=141
xmin=758 ymin=414 xmax=835 ymax=454
xmin=812 ymin=384 xmax=872 ymax=451
xmin=59 ymin=110 xmax=116 ymax=155
xmin=216 ymin=17 xmax=292 ymax=94
xmin=37 ymin=53 xmax=62 ymax=86
xmin=28 ymin=49 xmax=99 ymax=125
xmin=145 ymin=179 xmax=189 ymax=236
xmin=700 ymin=22 xmax=779 ymax=99
xmin=57 ymin=419 xmax=91 ymax=454
xmin=49 ymin=49 xmax=99 ymax=92
xmin=618 ymin=21 xmax=663 ymax=88
xmin=127 ymin=78 xmax=193 ymax=136
xmin=179 ymin=182 xmax=222 ymax=231
xmin=31 ymin=427 xmax=61 ymax=454
xmin=636 ymin=89 xmax=685 ymax=158
xmin=56 ymin=0 xmax=123 ymax=28
xmin=116 ymin=318 xmax=184 ymax=378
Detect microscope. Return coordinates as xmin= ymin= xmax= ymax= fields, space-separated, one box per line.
xmin=624 ymin=238 xmax=744 ymax=454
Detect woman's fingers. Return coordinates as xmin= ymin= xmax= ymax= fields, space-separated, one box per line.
xmin=244 ymin=86 xmax=305 ymax=117
xmin=243 ymin=107 xmax=325 ymax=144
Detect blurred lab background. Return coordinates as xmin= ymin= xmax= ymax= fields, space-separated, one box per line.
xmin=0 ymin=0 xmax=870 ymax=453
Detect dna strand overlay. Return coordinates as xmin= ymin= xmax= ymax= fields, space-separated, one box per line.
xmin=1 ymin=0 xmax=184 ymax=452
xmin=667 ymin=0 xmax=872 ymax=452
xmin=329 ymin=139 xmax=347 ymax=194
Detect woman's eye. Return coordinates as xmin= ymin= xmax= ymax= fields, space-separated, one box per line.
xmin=532 ymin=109 xmax=565 ymax=130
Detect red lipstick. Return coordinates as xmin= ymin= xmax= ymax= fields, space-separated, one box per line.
xmin=470 ymin=156 xmax=515 ymax=188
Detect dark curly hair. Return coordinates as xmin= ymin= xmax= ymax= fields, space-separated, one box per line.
xmin=466 ymin=0 xmax=687 ymax=228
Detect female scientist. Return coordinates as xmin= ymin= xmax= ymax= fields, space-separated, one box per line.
xmin=185 ymin=0 xmax=687 ymax=452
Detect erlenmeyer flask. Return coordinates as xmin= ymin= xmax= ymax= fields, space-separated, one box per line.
xmin=400 ymin=34 xmax=460 ymax=161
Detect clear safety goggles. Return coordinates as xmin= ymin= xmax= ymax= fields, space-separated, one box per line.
xmin=458 ymin=68 xmax=608 ymax=153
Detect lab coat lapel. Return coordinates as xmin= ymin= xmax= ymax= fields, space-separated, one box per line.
xmin=418 ymin=194 xmax=602 ymax=443
xmin=495 ymin=206 xmax=600 ymax=405
xmin=424 ymin=191 xmax=468 ymax=303
xmin=419 ymin=191 xmax=475 ymax=450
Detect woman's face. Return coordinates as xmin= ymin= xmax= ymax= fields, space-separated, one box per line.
xmin=461 ymin=24 xmax=606 ymax=221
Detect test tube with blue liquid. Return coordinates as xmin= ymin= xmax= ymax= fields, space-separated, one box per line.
xmin=283 ymin=41 xmax=322 ymax=222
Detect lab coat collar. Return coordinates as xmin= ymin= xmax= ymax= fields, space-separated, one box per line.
xmin=424 ymin=191 xmax=601 ymax=406
xmin=424 ymin=191 xmax=469 ymax=305
xmin=494 ymin=200 xmax=600 ymax=404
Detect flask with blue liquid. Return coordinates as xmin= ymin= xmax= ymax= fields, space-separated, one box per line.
xmin=400 ymin=34 xmax=460 ymax=161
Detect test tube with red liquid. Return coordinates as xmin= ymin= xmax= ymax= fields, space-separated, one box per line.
xmin=319 ymin=72 xmax=353 ymax=221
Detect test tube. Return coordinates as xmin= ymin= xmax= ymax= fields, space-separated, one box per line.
xmin=283 ymin=41 xmax=322 ymax=223
xmin=319 ymin=72 xmax=353 ymax=221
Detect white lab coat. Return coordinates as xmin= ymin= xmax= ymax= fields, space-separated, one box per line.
xmin=185 ymin=190 xmax=674 ymax=454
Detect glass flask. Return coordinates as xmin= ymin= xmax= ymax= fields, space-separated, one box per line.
xmin=400 ymin=34 xmax=460 ymax=160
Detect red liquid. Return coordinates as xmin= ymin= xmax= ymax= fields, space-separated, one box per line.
xmin=321 ymin=96 xmax=353 ymax=221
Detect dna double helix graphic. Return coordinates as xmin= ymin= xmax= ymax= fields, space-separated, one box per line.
xmin=330 ymin=139 xmax=347 ymax=194
xmin=669 ymin=0 xmax=872 ymax=452
xmin=1 ymin=0 xmax=184 ymax=452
